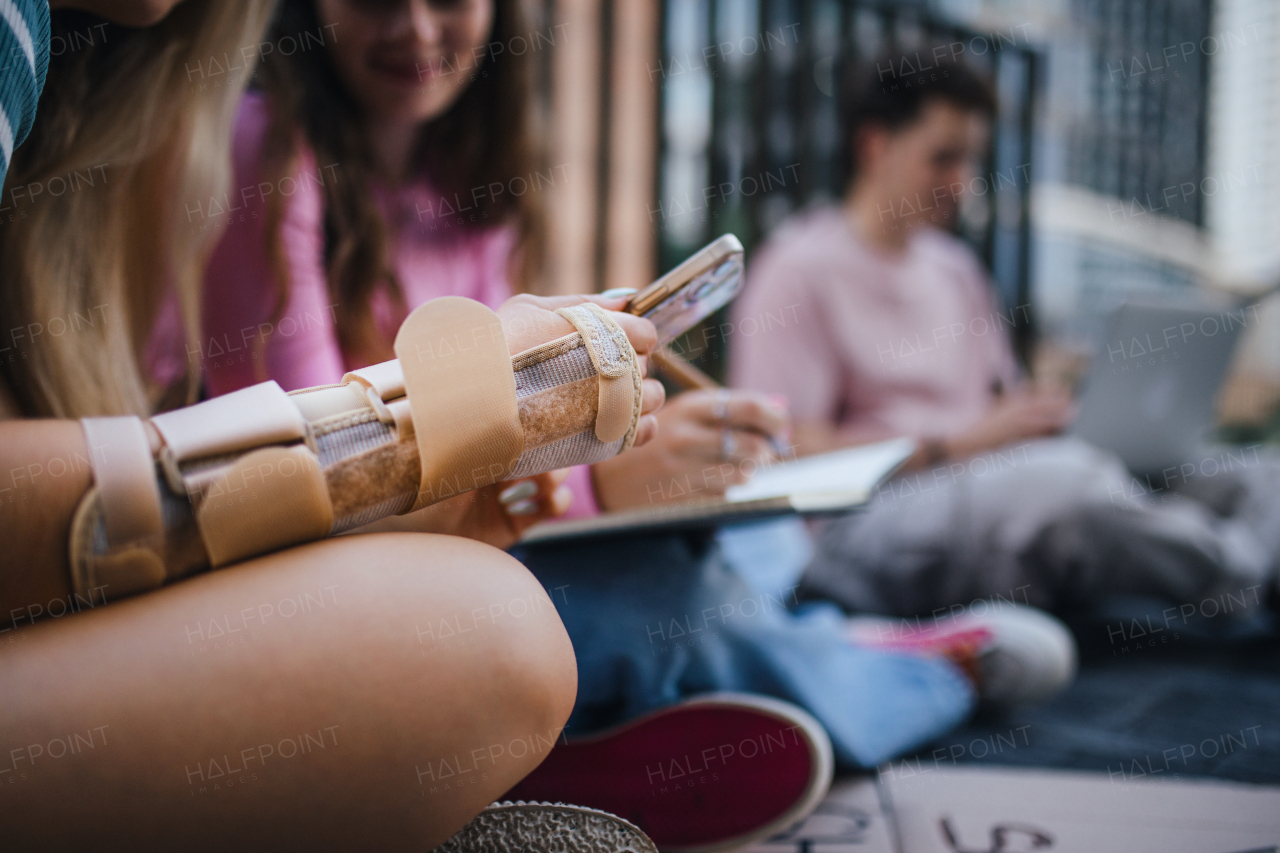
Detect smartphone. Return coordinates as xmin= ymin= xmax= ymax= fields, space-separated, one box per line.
xmin=626 ymin=234 xmax=745 ymax=345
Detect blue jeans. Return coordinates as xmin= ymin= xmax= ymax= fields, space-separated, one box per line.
xmin=513 ymin=523 xmax=974 ymax=768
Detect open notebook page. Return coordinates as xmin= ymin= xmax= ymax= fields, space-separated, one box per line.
xmin=520 ymin=437 xmax=915 ymax=544
xmin=726 ymin=437 xmax=917 ymax=503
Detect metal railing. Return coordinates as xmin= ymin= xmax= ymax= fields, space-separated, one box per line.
xmin=1071 ymin=0 xmax=1213 ymax=227
xmin=653 ymin=0 xmax=1041 ymax=366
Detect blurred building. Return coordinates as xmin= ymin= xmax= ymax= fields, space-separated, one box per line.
xmin=539 ymin=0 xmax=1037 ymax=371
xmin=1206 ymin=0 xmax=1280 ymax=282
xmin=539 ymin=0 xmax=1280 ymax=410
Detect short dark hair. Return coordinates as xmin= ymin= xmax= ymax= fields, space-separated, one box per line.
xmin=841 ymin=54 xmax=997 ymax=182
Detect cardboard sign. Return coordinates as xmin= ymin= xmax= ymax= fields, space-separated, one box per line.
xmin=742 ymin=776 xmax=896 ymax=853
xmin=883 ymin=766 xmax=1280 ymax=853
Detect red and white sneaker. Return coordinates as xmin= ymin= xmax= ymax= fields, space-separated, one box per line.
xmin=847 ymin=604 xmax=1077 ymax=706
xmin=505 ymin=693 xmax=833 ymax=853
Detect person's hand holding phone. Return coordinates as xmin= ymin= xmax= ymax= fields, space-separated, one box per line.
xmin=496 ymin=293 xmax=665 ymax=446
xmin=619 ymin=235 xmax=744 ymax=345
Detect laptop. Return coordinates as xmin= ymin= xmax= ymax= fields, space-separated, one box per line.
xmin=1068 ymin=296 xmax=1245 ymax=475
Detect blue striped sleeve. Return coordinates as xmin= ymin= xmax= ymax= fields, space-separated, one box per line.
xmin=0 ymin=0 xmax=49 ymax=183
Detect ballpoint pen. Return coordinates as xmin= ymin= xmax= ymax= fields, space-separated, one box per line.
xmin=649 ymin=346 xmax=791 ymax=458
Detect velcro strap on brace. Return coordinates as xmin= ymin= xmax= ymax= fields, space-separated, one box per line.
xmin=150 ymin=380 xmax=308 ymax=461
xmin=81 ymin=417 xmax=163 ymax=548
xmin=75 ymin=417 xmax=166 ymax=599
xmin=393 ymin=297 xmax=524 ymax=511
xmin=343 ymin=361 xmax=414 ymax=437
xmin=193 ymin=445 xmax=333 ymax=567
xmin=554 ymin=303 xmax=643 ymax=449
xmin=345 ymin=360 xmax=406 ymax=401
xmin=150 ymin=380 xmax=334 ymax=568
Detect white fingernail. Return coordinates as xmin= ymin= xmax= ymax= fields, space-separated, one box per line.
xmin=506 ymin=498 xmax=539 ymax=516
xmin=499 ymin=481 xmax=538 ymax=504
xmin=601 ymin=287 xmax=638 ymax=299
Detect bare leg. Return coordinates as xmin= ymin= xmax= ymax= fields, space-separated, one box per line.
xmin=0 ymin=532 xmax=576 ymax=851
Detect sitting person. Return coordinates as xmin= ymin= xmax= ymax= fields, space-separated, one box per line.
xmin=202 ymin=6 xmax=1078 ymax=849
xmin=732 ymin=56 xmax=1279 ymax=620
xmin=0 ymin=2 xmax=665 ymax=850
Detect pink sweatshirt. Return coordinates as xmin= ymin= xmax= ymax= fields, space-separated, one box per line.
xmin=202 ymin=92 xmax=599 ymax=517
xmin=729 ymin=207 xmax=1019 ymax=443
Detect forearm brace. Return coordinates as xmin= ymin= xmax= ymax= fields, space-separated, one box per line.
xmin=69 ymin=298 xmax=642 ymax=600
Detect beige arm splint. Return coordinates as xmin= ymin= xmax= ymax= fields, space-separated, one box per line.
xmin=68 ymin=298 xmax=642 ymax=601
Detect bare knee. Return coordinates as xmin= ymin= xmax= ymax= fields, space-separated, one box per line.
xmin=354 ymin=532 xmax=577 ymax=730
xmin=222 ymin=532 xmax=577 ymax=770
xmin=216 ymin=533 xmax=575 ymax=847
xmin=339 ymin=534 xmax=576 ymax=842
xmin=0 ymin=532 xmax=577 ymax=852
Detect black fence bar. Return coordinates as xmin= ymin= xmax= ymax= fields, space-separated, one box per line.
xmin=653 ymin=0 xmax=1041 ymax=373
xmin=1074 ymin=0 xmax=1212 ymax=226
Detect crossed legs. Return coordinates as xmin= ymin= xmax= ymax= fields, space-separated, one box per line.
xmin=0 ymin=532 xmax=576 ymax=851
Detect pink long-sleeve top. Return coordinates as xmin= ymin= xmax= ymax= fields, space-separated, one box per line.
xmin=729 ymin=206 xmax=1020 ymax=443
xmin=201 ymin=92 xmax=599 ymax=518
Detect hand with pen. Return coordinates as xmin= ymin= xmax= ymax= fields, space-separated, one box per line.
xmin=590 ymin=387 xmax=791 ymax=511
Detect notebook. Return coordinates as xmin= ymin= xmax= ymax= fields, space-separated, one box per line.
xmin=519 ymin=437 xmax=916 ymax=545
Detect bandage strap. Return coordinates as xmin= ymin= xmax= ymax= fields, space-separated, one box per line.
xmin=75 ymin=417 xmax=166 ymax=599
xmin=150 ymin=381 xmax=335 ymax=569
xmin=150 ymin=380 xmax=308 ymax=461
xmin=80 ymin=417 xmax=163 ymax=547
xmin=555 ymin=303 xmax=643 ymax=448
xmin=393 ymin=297 xmax=524 ymax=511
xmin=68 ymin=298 xmax=645 ymax=601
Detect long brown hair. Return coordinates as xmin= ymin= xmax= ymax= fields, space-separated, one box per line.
xmin=256 ymin=0 xmax=546 ymax=365
xmin=0 ymin=1 xmax=276 ymax=418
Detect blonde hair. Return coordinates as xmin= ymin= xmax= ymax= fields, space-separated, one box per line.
xmin=0 ymin=1 xmax=276 ymax=418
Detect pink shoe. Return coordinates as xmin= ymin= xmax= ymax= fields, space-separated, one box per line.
xmin=505 ymin=693 xmax=833 ymax=852
xmin=848 ymin=604 xmax=1077 ymax=705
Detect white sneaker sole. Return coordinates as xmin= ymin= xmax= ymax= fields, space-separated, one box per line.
xmin=664 ymin=693 xmax=835 ymax=853
xmin=504 ymin=692 xmax=835 ymax=853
